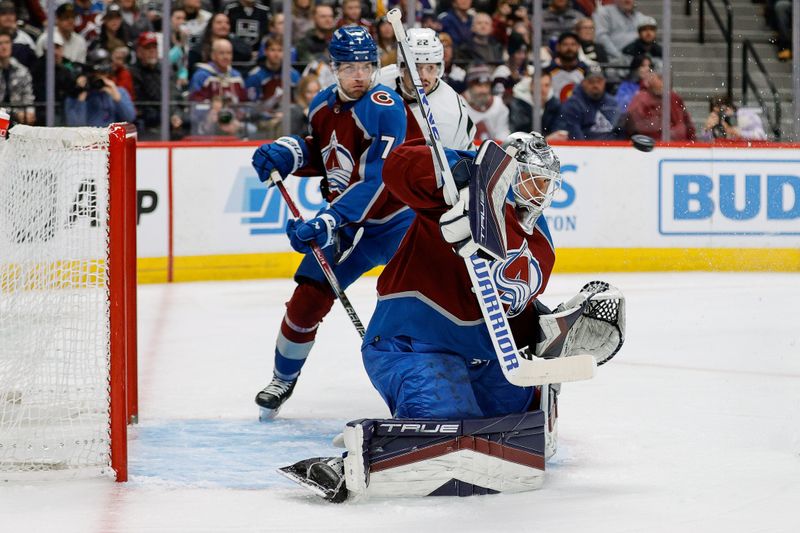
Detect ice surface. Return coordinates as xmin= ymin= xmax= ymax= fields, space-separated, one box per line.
xmin=2 ymin=273 xmax=799 ymax=532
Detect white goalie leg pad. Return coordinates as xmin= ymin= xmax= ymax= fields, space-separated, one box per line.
xmin=536 ymin=281 xmax=626 ymax=365
xmin=342 ymin=414 xmax=547 ymax=498
xmin=342 ymin=421 xmax=370 ymax=497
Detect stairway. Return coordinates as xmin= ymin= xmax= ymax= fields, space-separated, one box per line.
xmin=635 ymin=0 xmax=795 ymax=140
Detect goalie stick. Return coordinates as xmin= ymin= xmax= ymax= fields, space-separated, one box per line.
xmin=387 ymin=9 xmax=594 ymax=386
xmin=271 ymin=171 xmax=366 ymax=338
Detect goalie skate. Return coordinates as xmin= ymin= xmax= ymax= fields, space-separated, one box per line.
xmin=278 ymin=456 xmax=348 ymax=503
xmin=255 ymin=376 xmax=296 ymax=421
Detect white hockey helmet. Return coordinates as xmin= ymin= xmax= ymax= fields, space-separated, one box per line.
xmin=397 ymin=28 xmax=445 ymax=76
xmin=502 ymin=132 xmax=562 ymax=225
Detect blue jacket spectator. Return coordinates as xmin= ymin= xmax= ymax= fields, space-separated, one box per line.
xmin=561 ymin=67 xmax=621 ymax=140
xmin=64 ymin=48 xmax=136 ymax=127
xmin=65 ymin=86 xmax=136 ymax=127
xmin=438 ymin=0 xmax=474 ymax=47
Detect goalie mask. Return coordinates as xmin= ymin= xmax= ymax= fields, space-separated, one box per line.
xmin=397 ymin=28 xmax=443 ymax=99
xmin=502 ymin=131 xmax=562 ymax=228
xmin=329 ymin=26 xmax=380 ymax=101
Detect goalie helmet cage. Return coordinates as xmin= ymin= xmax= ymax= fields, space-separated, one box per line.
xmin=0 ymin=123 xmax=137 ymax=482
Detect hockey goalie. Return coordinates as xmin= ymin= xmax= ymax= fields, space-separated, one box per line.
xmin=280 ymin=133 xmax=626 ymax=502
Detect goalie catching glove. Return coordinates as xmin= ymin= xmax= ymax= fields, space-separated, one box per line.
xmin=535 ymin=281 xmax=626 ymax=365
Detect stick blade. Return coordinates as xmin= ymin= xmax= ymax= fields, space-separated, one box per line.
xmin=508 ymin=354 xmax=597 ymax=386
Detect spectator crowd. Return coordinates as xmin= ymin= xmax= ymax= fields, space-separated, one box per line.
xmin=0 ymin=0 xmax=771 ymax=141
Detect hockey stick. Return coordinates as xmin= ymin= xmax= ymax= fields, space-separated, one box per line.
xmin=271 ymin=171 xmax=366 ymax=338
xmin=387 ymin=9 xmax=594 ymax=386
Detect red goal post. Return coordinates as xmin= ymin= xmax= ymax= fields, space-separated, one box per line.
xmin=0 ymin=122 xmax=138 ymax=482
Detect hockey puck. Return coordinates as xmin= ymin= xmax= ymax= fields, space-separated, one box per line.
xmin=631 ymin=134 xmax=655 ymax=152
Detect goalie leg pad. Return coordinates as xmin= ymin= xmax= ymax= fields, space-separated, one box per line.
xmin=343 ymin=412 xmax=546 ymax=498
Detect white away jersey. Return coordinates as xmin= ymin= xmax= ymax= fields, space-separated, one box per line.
xmin=378 ymin=65 xmax=476 ymax=150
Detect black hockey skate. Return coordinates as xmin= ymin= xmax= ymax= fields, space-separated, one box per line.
xmin=255 ymin=376 xmax=297 ymax=421
xmin=278 ymin=456 xmax=348 ymax=503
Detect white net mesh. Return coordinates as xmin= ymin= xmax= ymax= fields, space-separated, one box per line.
xmin=0 ymin=126 xmax=114 ymax=479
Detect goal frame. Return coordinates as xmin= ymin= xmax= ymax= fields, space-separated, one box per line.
xmin=107 ymin=122 xmax=139 ymax=482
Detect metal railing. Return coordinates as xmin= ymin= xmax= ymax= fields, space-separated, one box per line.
xmin=699 ymin=0 xmax=734 ymax=100
xmin=742 ymin=39 xmax=782 ymax=139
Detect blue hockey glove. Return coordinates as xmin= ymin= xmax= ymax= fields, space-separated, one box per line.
xmin=251 ymin=135 xmax=309 ymax=184
xmin=286 ymin=211 xmax=342 ymax=253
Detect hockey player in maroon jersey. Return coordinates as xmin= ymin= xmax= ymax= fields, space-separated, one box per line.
xmin=278 ymin=132 xmax=626 ymax=502
xmin=250 ymin=26 xmax=410 ymax=419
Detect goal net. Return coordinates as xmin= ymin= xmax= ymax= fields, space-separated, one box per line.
xmin=0 ymin=124 xmax=137 ymax=481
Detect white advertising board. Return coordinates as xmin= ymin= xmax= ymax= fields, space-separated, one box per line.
xmin=136 ymin=147 xmax=169 ymax=258
xmin=134 ymin=143 xmax=800 ymax=267
xmin=170 ymin=146 xmax=325 ymax=256
xmin=545 ymin=146 xmax=800 ymax=248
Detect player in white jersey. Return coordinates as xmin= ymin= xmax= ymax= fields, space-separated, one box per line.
xmin=377 ymin=28 xmax=476 ymax=151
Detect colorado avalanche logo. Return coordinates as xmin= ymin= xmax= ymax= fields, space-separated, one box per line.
xmin=370 ymin=91 xmax=395 ymax=106
xmin=491 ymin=241 xmax=543 ymax=317
xmin=321 ymin=131 xmax=355 ymax=193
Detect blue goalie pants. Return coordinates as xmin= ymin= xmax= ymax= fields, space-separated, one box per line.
xmin=362 ymin=336 xmax=535 ymax=419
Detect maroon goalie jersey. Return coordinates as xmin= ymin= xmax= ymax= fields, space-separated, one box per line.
xmin=364 ymin=140 xmax=556 ymax=358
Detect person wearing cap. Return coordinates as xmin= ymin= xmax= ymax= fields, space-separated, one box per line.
xmin=543 ymin=31 xmax=591 ymax=103
xmin=560 ymin=64 xmax=622 ymax=140
xmin=34 ymin=3 xmax=87 ymax=64
xmin=463 ymin=63 xmax=510 ymax=141
xmin=94 ymin=4 xmax=133 ymax=55
xmin=592 ymin=0 xmax=651 ymax=61
xmin=65 ymin=47 xmax=136 ymax=127
xmin=130 ymin=31 xmax=186 ymax=140
xmin=621 ymin=16 xmax=662 ymax=63
xmin=542 ymin=0 xmax=584 ymax=47
xmin=0 ymin=27 xmax=34 ymax=125
xmin=491 ymin=31 xmax=532 ymax=103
